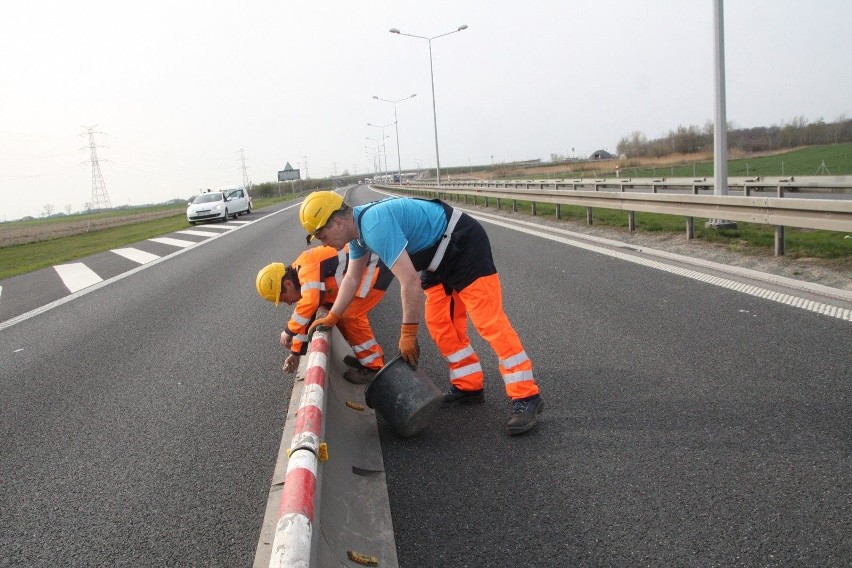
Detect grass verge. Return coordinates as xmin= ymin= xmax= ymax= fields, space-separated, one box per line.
xmin=0 ymin=196 xmax=298 ymax=281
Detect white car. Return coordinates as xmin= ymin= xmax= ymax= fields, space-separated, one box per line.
xmin=186 ymin=188 xmax=251 ymax=225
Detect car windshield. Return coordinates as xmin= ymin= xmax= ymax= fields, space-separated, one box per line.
xmin=193 ymin=193 xmax=224 ymax=204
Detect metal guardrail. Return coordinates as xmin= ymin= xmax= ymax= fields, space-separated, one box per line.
xmin=409 ymin=175 xmax=852 ymax=195
xmin=375 ymin=178 xmax=852 ymax=255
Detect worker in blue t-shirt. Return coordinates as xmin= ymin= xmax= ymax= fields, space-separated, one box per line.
xmin=298 ymin=191 xmax=544 ymax=435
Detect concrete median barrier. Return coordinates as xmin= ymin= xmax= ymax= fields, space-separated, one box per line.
xmin=254 ymin=327 xmax=398 ymax=568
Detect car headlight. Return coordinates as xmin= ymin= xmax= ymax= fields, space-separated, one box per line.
xmin=213 ymin=204 xmax=223 ymax=211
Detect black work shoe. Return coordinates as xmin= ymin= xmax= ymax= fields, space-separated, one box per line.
xmin=343 ymin=355 xmax=364 ymax=369
xmin=504 ymin=395 xmax=544 ymax=435
xmin=343 ymin=366 xmax=378 ymax=385
xmin=442 ymin=385 xmax=485 ymax=406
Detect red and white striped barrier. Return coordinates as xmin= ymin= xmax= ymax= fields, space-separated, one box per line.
xmin=270 ymin=329 xmax=330 ymax=567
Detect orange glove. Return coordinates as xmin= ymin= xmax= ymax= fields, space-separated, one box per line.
xmin=399 ymin=323 xmax=420 ymax=368
xmin=308 ymin=311 xmax=341 ymax=337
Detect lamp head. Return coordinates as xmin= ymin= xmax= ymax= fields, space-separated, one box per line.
xmin=458 ymin=25 xmax=468 ymax=31
xmin=389 ymin=28 xmax=400 ymax=34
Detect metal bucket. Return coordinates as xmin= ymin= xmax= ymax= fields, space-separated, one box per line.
xmin=364 ymin=356 xmax=443 ymax=437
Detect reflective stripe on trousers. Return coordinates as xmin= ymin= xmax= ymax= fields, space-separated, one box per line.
xmin=336 ymin=288 xmax=385 ymax=371
xmin=424 ymin=273 xmax=539 ymax=399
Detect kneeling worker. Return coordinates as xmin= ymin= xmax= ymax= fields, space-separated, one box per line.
xmin=256 ymin=244 xmax=393 ymax=384
xmin=300 ymin=191 xmax=544 ymax=435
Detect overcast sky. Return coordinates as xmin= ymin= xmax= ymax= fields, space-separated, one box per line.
xmin=2 ymin=0 xmax=850 ymax=220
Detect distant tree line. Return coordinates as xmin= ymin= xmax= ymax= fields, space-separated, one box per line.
xmin=615 ymin=116 xmax=852 ymax=159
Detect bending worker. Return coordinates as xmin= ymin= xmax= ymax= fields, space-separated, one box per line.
xmin=255 ymin=244 xmax=393 ymax=384
xmin=300 ymin=191 xmax=544 ymax=435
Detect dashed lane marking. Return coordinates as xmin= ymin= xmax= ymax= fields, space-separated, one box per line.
xmin=112 ymin=248 xmax=161 ymax=264
xmin=176 ymin=229 xmax=224 ymax=238
xmin=148 ymin=237 xmax=196 ymax=248
xmin=54 ymin=263 xmax=103 ymax=293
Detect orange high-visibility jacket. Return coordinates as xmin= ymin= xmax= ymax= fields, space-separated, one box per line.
xmin=286 ymin=245 xmax=391 ymax=355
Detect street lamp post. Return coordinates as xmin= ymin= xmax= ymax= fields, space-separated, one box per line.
xmin=373 ymin=94 xmax=417 ymax=183
xmin=365 ymin=135 xmax=388 ymax=180
xmin=367 ymin=123 xmax=393 ymax=180
xmin=390 ymin=25 xmax=468 ymax=186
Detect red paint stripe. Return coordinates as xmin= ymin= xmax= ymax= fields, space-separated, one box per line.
xmin=309 ymin=335 xmax=329 ymax=354
xmin=279 ymin=467 xmax=316 ymax=521
xmin=303 ymin=365 xmax=326 ymax=388
xmin=293 ymin=405 xmax=323 ymax=437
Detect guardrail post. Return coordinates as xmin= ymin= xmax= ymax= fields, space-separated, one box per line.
xmin=775 ymin=226 xmax=785 ymax=256
xmin=497 ymin=198 xmax=502 ymax=210
xmin=556 ymin=204 xmax=561 ymax=220
xmin=531 ymin=201 xmax=537 ymax=216
xmin=512 ymin=200 xmax=518 ymax=213
xmin=586 ymin=207 xmax=593 ymax=225
xmin=628 ymin=211 xmax=635 ymax=232
xmin=686 ymin=217 xmax=694 ymax=240
xmin=484 ymin=196 xmax=489 ymax=208
xmin=473 ymin=195 xmax=477 ymax=206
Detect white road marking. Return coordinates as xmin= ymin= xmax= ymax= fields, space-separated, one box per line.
xmin=54 ymin=263 xmax=103 ymax=293
xmin=112 ymin=248 xmax=161 ymax=264
xmin=176 ymin=229 xmax=223 ymax=237
xmin=148 ymin=237 xmax=196 ymax=248
xmin=474 ymin=213 xmax=852 ymax=322
xmin=191 ymin=225 xmax=232 ymax=231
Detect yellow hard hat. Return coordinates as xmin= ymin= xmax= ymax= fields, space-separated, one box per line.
xmin=299 ymin=191 xmax=344 ymax=241
xmin=256 ymin=262 xmax=286 ymax=306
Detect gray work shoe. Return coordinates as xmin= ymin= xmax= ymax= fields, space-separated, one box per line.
xmin=343 ymin=366 xmax=378 ymax=385
xmin=442 ymin=385 xmax=485 ymax=406
xmin=504 ymin=395 xmax=544 ymax=435
xmin=343 ymin=355 xmax=363 ymax=369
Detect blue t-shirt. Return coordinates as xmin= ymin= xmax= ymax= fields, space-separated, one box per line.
xmin=350 ymin=198 xmax=447 ymax=268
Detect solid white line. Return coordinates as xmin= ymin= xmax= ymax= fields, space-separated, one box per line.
xmin=54 ymin=263 xmax=103 ymax=293
xmin=176 ymin=229 xmax=223 ymax=237
xmin=148 ymin=237 xmax=196 ymax=248
xmin=112 ymin=248 xmax=160 ymax=264
xmin=473 ymin=213 xmax=852 ymax=322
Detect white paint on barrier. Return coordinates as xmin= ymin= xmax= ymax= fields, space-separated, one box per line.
xmin=111 ymin=248 xmax=160 ymax=264
xmin=271 ymin=513 xmax=312 ymax=568
xmin=54 ymin=263 xmax=103 ymax=293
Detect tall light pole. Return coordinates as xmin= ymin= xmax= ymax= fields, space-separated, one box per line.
xmin=709 ymin=0 xmax=736 ymax=229
xmin=366 ymin=135 xmax=388 ymax=179
xmin=390 ymin=24 xmax=468 ymax=186
xmin=367 ymin=123 xmax=393 ymax=180
xmin=373 ymin=94 xmax=417 ymax=183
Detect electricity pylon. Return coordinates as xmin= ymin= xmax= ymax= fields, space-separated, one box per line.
xmin=239 ymin=148 xmax=250 ymax=189
xmin=84 ymin=126 xmax=111 ymax=210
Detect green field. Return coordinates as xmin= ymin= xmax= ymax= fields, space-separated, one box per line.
xmin=478 ymin=144 xmax=852 ymax=180
xmin=0 ymin=196 xmax=295 ymax=280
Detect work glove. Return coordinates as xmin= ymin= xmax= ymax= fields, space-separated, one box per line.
xmin=307 ymin=311 xmax=341 ymax=339
xmin=399 ymin=323 xmax=420 ymax=369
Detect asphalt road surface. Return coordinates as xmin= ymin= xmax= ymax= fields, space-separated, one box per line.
xmin=1 ymin=186 xmax=850 ymax=567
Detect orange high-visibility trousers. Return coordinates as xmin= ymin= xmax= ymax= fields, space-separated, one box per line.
xmin=337 ymin=288 xmax=385 ymax=371
xmin=424 ymin=273 xmax=538 ymax=400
